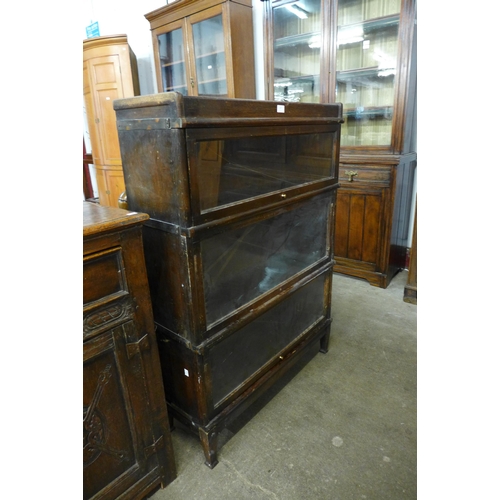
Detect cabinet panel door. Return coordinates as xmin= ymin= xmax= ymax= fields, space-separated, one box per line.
xmin=83 ymin=62 xmax=101 ymax=164
xmin=334 ymin=186 xmax=386 ymax=267
xmin=83 ymin=323 xmax=159 ymax=500
xmin=86 ymin=55 xmax=125 ymax=166
xmin=104 ymin=169 xmax=126 ymax=209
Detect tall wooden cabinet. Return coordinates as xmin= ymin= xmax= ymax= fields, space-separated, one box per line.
xmin=114 ymin=92 xmax=342 ymax=468
xmin=83 ymin=202 xmax=176 ymax=499
xmin=83 ymin=35 xmax=140 ymax=207
xmin=264 ymin=0 xmax=417 ymax=287
xmin=145 ymin=0 xmax=255 ymax=98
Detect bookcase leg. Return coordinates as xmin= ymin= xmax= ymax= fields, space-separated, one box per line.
xmin=168 ymin=412 xmax=175 ymax=431
xmin=198 ymin=427 xmax=219 ymax=469
xmin=319 ymin=331 xmax=330 ymax=353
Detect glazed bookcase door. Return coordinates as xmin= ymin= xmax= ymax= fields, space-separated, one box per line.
xmin=154 ymin=19 xmax=190 ymax=95
xmin=186 ymin=5 xmax=231 ymax=96
xmin=270 ymin=0 xmax=324 ymax=103
xmin=335 ymin=0 xmax=402 ymax=147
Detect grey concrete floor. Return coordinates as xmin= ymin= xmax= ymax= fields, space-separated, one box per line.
xmin=149 ymin=270 xmax=417 ymax=500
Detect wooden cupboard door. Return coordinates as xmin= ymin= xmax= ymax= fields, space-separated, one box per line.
xmin=105 ymin=169 xmax=126 ymax=208
xmin=83 ymin=62 xmax=101 ymax=164
xmin=83 ymin=322 xmax=162 ymax=500
xmin=94 ymin=167 xmax=109 ymax=206
xmin=334 ymin=185 xmax=387 ymax=271
xmin=86 ymin=55 xmax=125 ymax=167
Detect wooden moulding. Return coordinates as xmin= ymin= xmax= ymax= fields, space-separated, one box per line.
xmin=145 ymin=0 xmax=253 ymax=28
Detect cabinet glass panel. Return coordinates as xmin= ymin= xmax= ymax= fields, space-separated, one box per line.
xmin=209 ymin=271 xmax=327 ymax=405
xmin=157 ymin=28 xmax=188 ymax=95
xmin=192 ymin=15 xmax=228 ymax=95
xmin=201 ymin=194 xmax=330 ymax=325
xmin=335 ymin=0 xmax=401 ymax=146
xmin=272 ymin=0 xmax=322 ymax=102
xmin=191 ymin=132 xmax=335 ymax=212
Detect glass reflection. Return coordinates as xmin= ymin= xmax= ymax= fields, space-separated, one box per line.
xmin=194 ymin=132 xmax=335 ymax=211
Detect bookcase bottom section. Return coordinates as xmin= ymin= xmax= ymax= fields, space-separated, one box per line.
xmin=159 ymin=319 xmax=331 ymax=468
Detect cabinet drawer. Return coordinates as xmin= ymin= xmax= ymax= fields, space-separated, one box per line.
xmin=83 ymin=247 xmax=128 ymax=306
xmin=339 ymin=165 xmax=392 ymax=185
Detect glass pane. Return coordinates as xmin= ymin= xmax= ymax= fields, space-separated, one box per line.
xmin=335 ymin=0 xmax=401 ymax=146
xmin=192 ymin=15 xmax=227 ymax=96
xmin=273 ymin=0 xmax=322 ymax=102
xmin=192 ymin=132 xmax=335 ymax=211
xmin=208 ymin=272 xmax=327 ymax=405
xmin=157 ymin=28 xmax=188 ymax=95
xmin=337 ymin=0 xmax=400 ymax=25
xmin=201 ymin=194 xmax=331 ymax=325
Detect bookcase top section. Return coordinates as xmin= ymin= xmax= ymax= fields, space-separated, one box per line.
xmin=113 ymin=92 xmax=343 ymax=128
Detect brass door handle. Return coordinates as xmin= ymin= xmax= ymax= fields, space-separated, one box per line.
xmin=345 ymin=170 xmax=358 ymax=182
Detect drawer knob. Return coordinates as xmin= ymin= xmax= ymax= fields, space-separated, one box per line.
xmin=281 ymin=193 xmax=287 ymax=199
xmin=345 ymin=170 xmax=358 ymax=182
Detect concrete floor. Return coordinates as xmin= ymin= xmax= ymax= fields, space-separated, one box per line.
xmin=148 ymin=270 xmax=417 ymax=500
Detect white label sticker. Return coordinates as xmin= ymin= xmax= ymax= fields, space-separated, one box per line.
xmin=277 ymin=105 xmax=285 ymax=113
xmin=184 ymin=369 xmax=189 ymax=377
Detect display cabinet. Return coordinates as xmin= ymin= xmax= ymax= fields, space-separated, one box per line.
xmin=83 ymin=35 xmax=140 ymax=207
xmin=264 ymin=0 xmax=417 ymax=287
xmin=145 ymin=0 xmax=256 ymax=98
xmin=83 ymin=202 xmax=176 ymax=499
xmin=114 ymin=92 xmax=342 ymax=468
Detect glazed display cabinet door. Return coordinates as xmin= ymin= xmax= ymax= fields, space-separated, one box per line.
xmin=335 ymin=0 xmax=402 ymax=147
xmin=270 ymin=0 xmax=324 ymax=103
xmin=154 ymin=20 xmax=190 ymax=95
xmin=186 ymin=5 xmax=230 ymax=96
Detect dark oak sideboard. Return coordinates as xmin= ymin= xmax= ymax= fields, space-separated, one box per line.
xmin=83 ymin=202 xmax=176 ymax=499
xmin=114 ymin=93 xmax=343 ymax=468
